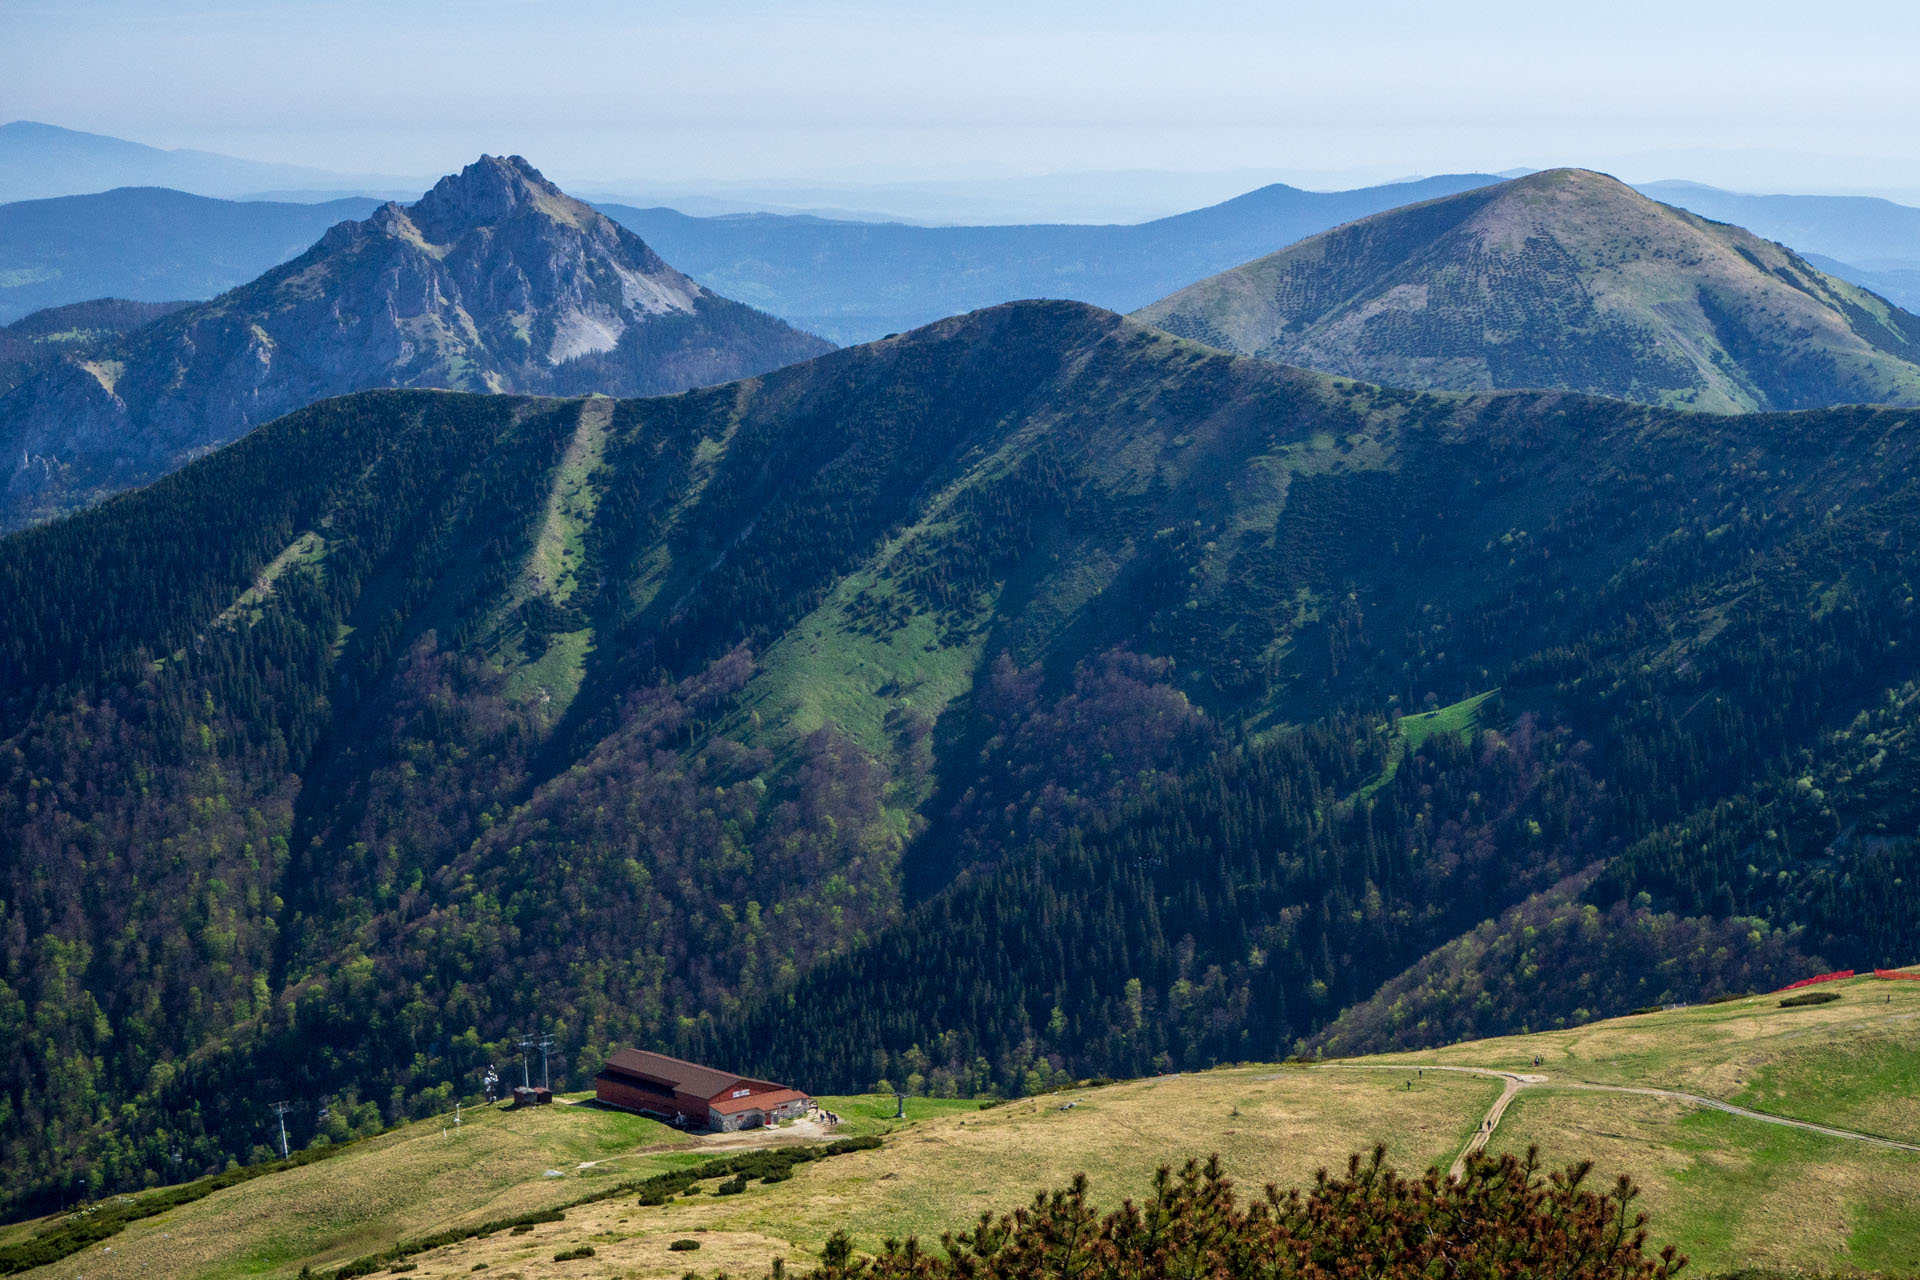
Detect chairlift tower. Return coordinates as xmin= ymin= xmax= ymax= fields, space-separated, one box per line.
xmin=516 ymin=1032 xmax=557 ymax=1090
xmin=268 ymin=1101 xmax=293 ymax=1159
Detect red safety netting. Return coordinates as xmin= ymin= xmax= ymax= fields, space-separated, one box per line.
xmin=1873 ymin=968 xmax=1920 ymax=981
xmin=1778 ymin=969 xmax=1854 ymax=991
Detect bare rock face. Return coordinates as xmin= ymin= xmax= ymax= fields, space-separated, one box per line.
xmin=0 ymin=155 xmax=833 ymax=528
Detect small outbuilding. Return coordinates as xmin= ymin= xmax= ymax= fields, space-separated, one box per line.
xmin=594 ymin=1048 xmax=811 ymax=1131
xmin=512 ymin=1085 xmax=553 ymax=1107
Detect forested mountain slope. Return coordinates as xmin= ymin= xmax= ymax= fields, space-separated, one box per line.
xmin=0 ymin=155 xmax=830 ymax=530
xmin=0 ymin=297 xmax=193 ymax=395
xmin=5 ymin=301 xmax=1920 ymax=1219
xmin=706 ymin=374 xmax=1920 ymax=1092
xmin=1135 ymin=168 xmax=1920 ymax=412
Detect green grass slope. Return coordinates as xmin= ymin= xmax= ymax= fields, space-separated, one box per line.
xmin=13 ymin=974 xmax=1916 ymax=1279
xmin=1134 ymin=168 xmax=1920 ymax=412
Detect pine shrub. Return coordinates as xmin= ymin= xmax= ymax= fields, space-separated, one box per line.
xmin=791 ymin=1146 xmax=1682 ymax=1280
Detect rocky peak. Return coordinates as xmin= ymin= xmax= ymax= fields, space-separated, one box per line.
xmin=0 ymin=152 xmax=836 ymax=530
xmin=407 ymin=154 xmax=574 ymax=242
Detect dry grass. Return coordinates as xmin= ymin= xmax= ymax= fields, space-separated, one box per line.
xmin=367 ymin=1219 xmax=801 ymax=1280
xmin=27 ymin=1099 xmax=694 ymax=1280
xmin=36 ymin=1071 xmax=1492 ymax=1280
xmin=1366 ymin=974 xmax=1920 ymax=1140
xmin=264 ymin=1068 xmax=1493 ymax=1280
xmin=31 ymin=978 xmax=1920 ymax=1279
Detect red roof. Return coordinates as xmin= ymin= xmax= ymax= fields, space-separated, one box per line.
xmin=600 ymin=1048 xmax=785 ymax=1100
xmin=708 ymin=1088 xmax=810 ymax=1116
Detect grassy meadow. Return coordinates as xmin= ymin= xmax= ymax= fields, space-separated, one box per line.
xmin=14 ymin=972 xmax=1919 ymax=1279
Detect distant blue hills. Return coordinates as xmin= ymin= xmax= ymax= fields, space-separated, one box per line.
xmin=599 ymin=175 xmax=1505 ymax=343
xmin=0 ymin=187 xmax=381 ymax=323
xmin=0 ymin=121 xmax=420 ymax=204
xmin=5 ymin=124 xmax=1920 ymax=336
xmin=1 ymin=173 xmax=1511 ymax=334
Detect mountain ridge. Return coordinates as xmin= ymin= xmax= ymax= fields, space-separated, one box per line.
xmin=601 ymin=173 xmax=1504 ymax=342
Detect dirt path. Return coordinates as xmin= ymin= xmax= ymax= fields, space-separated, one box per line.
xmin=569 ymin=1115 xmax=840 ymax=1169
xmin=1554 ymin=1082 xmax=1920 ymax=1154
xmin=1311 ymin=1063 xmax=1920 ymax=1175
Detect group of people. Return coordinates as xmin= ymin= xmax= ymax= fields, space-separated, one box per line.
xmin=811 ymin=1105 xmax=842 ymax=1127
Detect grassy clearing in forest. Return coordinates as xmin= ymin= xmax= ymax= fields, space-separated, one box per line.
xmin=1358 ymin=688 xmax=1498 ymax=797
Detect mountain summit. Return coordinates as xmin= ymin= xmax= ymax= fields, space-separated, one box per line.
xmin=1134 ymin=168 xmax=1920 ymax=411
xmin=0 ymin=154 xmax=832 ymax=528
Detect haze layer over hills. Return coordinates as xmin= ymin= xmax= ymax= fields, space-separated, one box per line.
xmin=601 ymin=174 xmax=1501 ymax=343
xmin=0 ymin=155 xmax=830 ymax=530
xmin=0 ymin=120 xmax=417 ymax=204
xmin=1136 ymin=168 xmax=1920 ymax=412
xmin=12 ymin=166 xmax=1920 ymax=356
xmin=5 ymin=301 xmax=1919 ymax=1214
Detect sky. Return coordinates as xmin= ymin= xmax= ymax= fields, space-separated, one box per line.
xmin=6 ymin=0 xmax=1920 ymax=204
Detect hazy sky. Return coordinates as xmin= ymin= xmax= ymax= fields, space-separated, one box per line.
xmin=6 ymin=0 xmax=1920 ymax=196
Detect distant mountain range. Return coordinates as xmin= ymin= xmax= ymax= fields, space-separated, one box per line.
xmin=11 ymin=167 xmax=1920 ymax=352
xmin=9 ymin=118 xmax=1920 ymax=316
xmin=0 ymin=121 xmax=421 ymax=204
xmin=1640 ymin=179 xmax=1920 ymax=310
xmin=0 ymin=155 xmax=830 ymax=530
xmin=0 ymin=187 xmax=382 ymax=323
xmin=599 ymin=175 xmax=1504 ymax=343
xmin=1134 ymin=168 xmax=1920 ymax=412
xmin=1802 ymin=254 xmax=1920 ymax=314
xmin=0 ymin=174 xmax=1508 ymax=343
